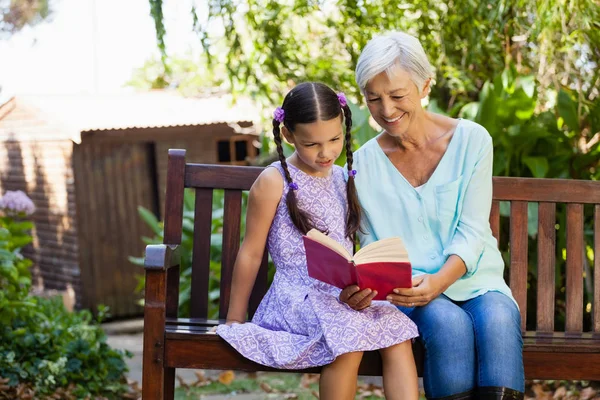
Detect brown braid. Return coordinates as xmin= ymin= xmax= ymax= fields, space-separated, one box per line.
xmin=342 ymin=104 xmax=362 ymax=239
xmin=273 ymin=119 xmax=314 ymax=234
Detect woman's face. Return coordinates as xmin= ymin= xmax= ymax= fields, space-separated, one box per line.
xmin=364 ymin=68 xmax=428 ymax=137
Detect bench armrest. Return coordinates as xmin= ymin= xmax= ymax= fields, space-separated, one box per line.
xmin=144 ymin=244 xmax=181 ymax=270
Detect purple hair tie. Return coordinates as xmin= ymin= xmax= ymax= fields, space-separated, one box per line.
xmin=273 ymin=107 xmax=285 ymax=123
xmin=337 ymin=92 xmax=347 ymax=107
xmin=288 ymin=182 xmax=299 ymax=190
xmin=348 ymin=169 xmax=357 ymax=177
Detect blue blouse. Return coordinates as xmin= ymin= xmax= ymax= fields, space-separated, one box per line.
xmin=350 ymin=119 xmax=515 ymax=304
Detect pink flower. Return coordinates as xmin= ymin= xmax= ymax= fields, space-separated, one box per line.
xmin=337 ymin=92 xmax=347 ymax=107
xmin=0 ymin=190 xmax=36 ymax=217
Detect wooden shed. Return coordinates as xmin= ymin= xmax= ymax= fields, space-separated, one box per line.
xmin=0 ymin=91 xmax=260 ymax=318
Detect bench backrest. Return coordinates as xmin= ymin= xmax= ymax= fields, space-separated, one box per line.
xmin=163 ymin=149 xmax=600 ymax=337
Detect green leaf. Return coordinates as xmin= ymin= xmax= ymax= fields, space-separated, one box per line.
xmin=557 ymin=89 xmax=579 ymax=133
xmin=519 ymin=75 xmax=535 ymax=98
xmin=528 ymin=202 xmax=538 ymax=237
xmin=459 ymin=102 xmax=479 ymax=120
xmin=426 ymin=99 xmax=448 ymax=116
xmin=137 ymin=206 xmax=162 ymax=236
xmin=8 ymin=221 xmax=34 ymax=231
xmin=523 ymin=156 xmax=549 ymax=178
xmin=128 ymin=256 xmax=145 ymax=266
xmin=475 ymin=81 xmax=497 ymax=135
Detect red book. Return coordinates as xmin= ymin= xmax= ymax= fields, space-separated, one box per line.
xmin=303 ymin=229 xmax=412 ymax=301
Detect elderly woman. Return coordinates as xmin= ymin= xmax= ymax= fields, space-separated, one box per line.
xmin=341 ymin=32 xmax=525 ymax=400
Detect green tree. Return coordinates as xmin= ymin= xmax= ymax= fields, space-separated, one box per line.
xmin=148 ymin=0 xmax=599 ymax=110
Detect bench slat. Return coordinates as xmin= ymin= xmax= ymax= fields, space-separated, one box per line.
xmin=185 ymin=163 xmax=263 ymax=190
xmin=595 ymin=205 xmax=600 ymax=334
xmin=164 ymin=336 xmax=389 ymax=375
xmin=248 ymin=250 xmax=269 ymax=319
xmin=164 ymin=150 xmax=186 ymax=244
xmin=537 ymin=202 xmax=556 ymax=333
xmin=493 ymin=177 xmax=600 ymax=204
xmin=191 ymin=189 xmax=213 ymax=318
xmin=490 ymin=200 xmax=500 ymax=245
xmin=510 ymin=201 xmax=529 ymax=332
xmin=164 ymin=150 xmax=186 ymax=320
xmin=566 ymin=203 xmax=584 ymax=333
xmin=219 ymin=190 xmax=243 ymax=319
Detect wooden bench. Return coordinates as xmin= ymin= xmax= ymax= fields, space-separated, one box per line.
xmin=142 ymin=149 xmax=600 ymax=399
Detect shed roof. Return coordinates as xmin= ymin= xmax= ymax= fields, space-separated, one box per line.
xmin=0 ymin=91 xmax=260 ymax=143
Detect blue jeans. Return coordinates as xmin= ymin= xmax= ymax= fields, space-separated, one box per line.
xmin=398 ymin=291 xmax=524 ymax=398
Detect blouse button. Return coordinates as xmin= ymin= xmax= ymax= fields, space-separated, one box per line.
xmin=429 ymin=254 xmax=436 ymax=260
xmin=418 ymin=216 xmax=424 ymax=222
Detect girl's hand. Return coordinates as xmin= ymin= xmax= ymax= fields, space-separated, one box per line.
xmin=339 ymin=285 xmax=378 ymax=311
xmin=386 ymin=274 xmax=444 ymax=308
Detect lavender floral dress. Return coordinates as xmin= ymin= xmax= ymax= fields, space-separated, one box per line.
xmin=216 ymin=162 xmax=418 ymax=369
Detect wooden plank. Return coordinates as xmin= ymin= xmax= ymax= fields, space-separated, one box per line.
xmin=490 ymin=200 xmax=500 ymax=245
xmin=191 ymin=189 xmax=213 ymax=318
xmin=116 ymin=146 xmax=136 ymax=316
xmin=595 ymin=205 xmax=600 ymax=334
xmin=164 ymin=336 xmax=407 ymax=376
xmin=492 ymin=177 xmax=600 ymax=204
xmin=164 ymin=368 xmax=176 ymax=400
xmin=127 ymin=144 xmax=153 ymax=316
xmin=133 ymin=144 xmax=161 ymax=316
xmin=166 ymin=265 xmax=180 ymax=319
xmin=565 ymin=204 xmax=584 ymax=333
xmin=219 ymin=190 xmax=242 ymax=319
xmin=248 ymin=250 xmax=269 ymax=319
xmin=185 ymin=164 xmax=263 ymax=190
xmin=536 ymin=202 xmax=556 ymax=333
xmin=510 ymin=201 xmax=528 ymax=332
xmin=523 ymin=351 xmax=600 ymax=380
xmin=162 ymin=334 xmax=600 ymax=380
xmin=163 ymin=150 xmax=186 ymax=244
xmin=72 ymin=145 xmax=96 ymax=310
xmin=510 ymin=201 xmax=529 ymax=333
xmin=93 ymin=143 xmax=113 ymax=313
xmin=104 ymin=143 xmax=123 ymax=317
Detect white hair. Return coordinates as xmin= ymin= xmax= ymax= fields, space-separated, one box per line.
xmin=355 ymin=32 xmax=435 ymax=94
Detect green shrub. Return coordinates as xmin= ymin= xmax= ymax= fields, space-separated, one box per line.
xmin=0 ymin=191 xmax=132 ymax=399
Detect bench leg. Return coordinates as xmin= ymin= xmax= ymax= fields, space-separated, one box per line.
xmin=164 ymin=368 xmax=176 ymax=400
xmin=142 ymin=331 xmax=165 ymax=399
xmin=142 ymin=269 xmax=168 ymax=400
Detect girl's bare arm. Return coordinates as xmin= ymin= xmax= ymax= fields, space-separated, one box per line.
xmin=225 ymin=168 xmax=283 ymax=324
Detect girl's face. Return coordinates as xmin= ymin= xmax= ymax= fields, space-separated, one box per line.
xmin=364 ymin=68 xmax=429 ymax=137
xmin=282 ymin=117 xmax=344 ymax=177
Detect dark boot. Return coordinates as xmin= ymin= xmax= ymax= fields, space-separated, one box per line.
xmin=428 ymin=390 xmax=476 ymax=400
xmin=477 ymin=387 xmax=524 ymax=400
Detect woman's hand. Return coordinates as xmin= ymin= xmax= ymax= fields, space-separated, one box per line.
xmin=339 ymin=285 xmax=377 ymax=311
xmin=386 ymin=274 xmax=445 ymax=307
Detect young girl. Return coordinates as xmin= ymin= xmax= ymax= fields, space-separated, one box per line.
xmin=216 ymin=82 xmax=419 ymax=400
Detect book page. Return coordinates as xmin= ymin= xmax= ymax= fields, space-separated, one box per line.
xmin=353 ymin=237 xmax=409 ymax=265
xmin=306 ymin=229 xmax=352 ymax=261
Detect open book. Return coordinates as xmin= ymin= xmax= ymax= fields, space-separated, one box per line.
xmin=303 ymin=229 xmax=412 ymax=301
